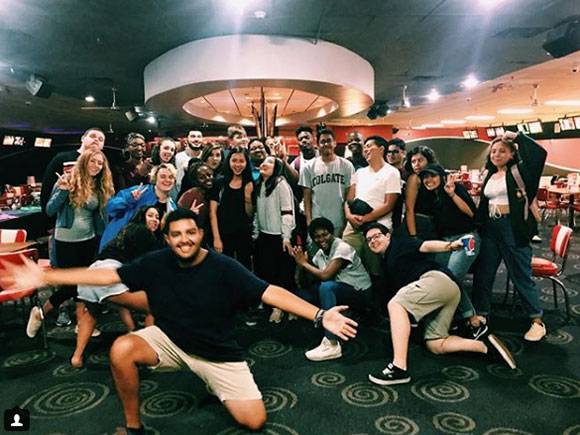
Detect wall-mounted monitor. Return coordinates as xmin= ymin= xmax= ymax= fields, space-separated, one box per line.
xmin=574 ymin=116 xmax=580 ymax=130
xmin=34 ymin=137 xmax=52 ymax=147
xmin=494 ymin=127 xmax=505 ymax=136
xmin=559 ymin=117 xmax=576 ymax=131
xmin=528 ymin=121 xmax=543 ymax=134
xmin=486 ymin=128 xmax=496 ymax=137
xmin=554 ymin=122 xmax=561 ymax=133
xmin=516 ymin=123 xmax=530 ymax=134
xmin=2 ymin=136 xmax=25 ymax=146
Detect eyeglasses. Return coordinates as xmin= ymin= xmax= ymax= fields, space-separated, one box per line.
xmin=386 ymin=150 xmax=400 ymax=155
xmin=365 ymin=233 xmax=383 ymax=243
xmin=319 ymin=139 xmax=334 ymax=145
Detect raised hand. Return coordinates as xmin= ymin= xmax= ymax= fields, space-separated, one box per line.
xmin=189 ymin=199 xmax=204 ymax=215
xmin=55 ymin=172 xmax=72 ymax=190
xmin=322 ymin=305 xmax=358 ymax=341
xmin=131 ymin=183 xmax=146 ymax=201
xmin=444 ymin=173 xmax=458 ymax=196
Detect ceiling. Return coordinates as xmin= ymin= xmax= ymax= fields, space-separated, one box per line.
xmin=0 ymin=0 xmax=579 ymax=134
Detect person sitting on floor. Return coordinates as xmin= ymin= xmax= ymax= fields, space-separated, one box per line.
xmin=293 ymin=217 xmax=371 ymax=361
xmin=0 ymin=208 xmax=358 ymax=434
xmin=363 ymin=222 xmax=517 ymax=386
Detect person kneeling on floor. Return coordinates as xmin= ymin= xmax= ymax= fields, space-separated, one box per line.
xmin=363 ymin=223 xmax=516 ymax=386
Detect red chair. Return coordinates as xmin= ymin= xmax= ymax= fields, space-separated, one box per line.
xmin=531 ymin=224 xmax=574 ymax=322
xmin=0 ymin=229 xmax=27 ymax=243
xmin=0 ymin=248 xmax=47 ymax=349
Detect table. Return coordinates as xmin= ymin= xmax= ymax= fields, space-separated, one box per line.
xmin=0 ymin=206 xmax=50 ymax=240
xmin=547 ymin=186 xmax=579 ymax=229
xmin=0 ymin=241 xmax=37 ymax=254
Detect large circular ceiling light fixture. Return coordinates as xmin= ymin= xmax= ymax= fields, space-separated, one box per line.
xmin=144 ymin=35 xmax=374 ymax=126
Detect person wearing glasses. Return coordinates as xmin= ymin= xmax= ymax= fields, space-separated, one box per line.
xmin=363 ymin=223 xmax=516 ymax=386
xmin=299 ymin=128 xmax=355 ymax=237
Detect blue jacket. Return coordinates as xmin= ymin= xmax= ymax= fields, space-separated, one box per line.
xmin=99 ymin=184 xmax=176 ymax=251
xmin=46 ymin=185 xmax=107 ymax=236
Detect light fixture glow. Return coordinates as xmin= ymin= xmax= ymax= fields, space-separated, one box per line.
xmin=441 ymin=119 xmax=466 ymax=125
xmin=146 ymin=116 xmax=157 ymax=124
xmin=479 ymin=0 xmax=506 ymax=8
xmin=545 ymin=99 xmax=580 ymax=106
xmin=497 ymin=108 xmax=534 ymax=115
xmin=462 ymin=74 xmax=480 ymax=89
xmin=422 ymin=123 xmax=444 ymax=128
xmin=84 ymin=95 xmax=95 ymax=103
xmin=254 ymin=10 xmax=266 ymax=19
xmin=465 ymin=115 xmax=495 ymax=121
xmin=426 ymin=88 xmax=440 ymax=102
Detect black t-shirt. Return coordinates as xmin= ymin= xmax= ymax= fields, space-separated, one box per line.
xmin=118 ymin=249 xmax=269 ymax=361
xmin=432 ymin=183 xmax=476 ymax=237
xmin=381 ymin=236 xmax=459 ymax=294
xmin=210 ymin=180 xmax=251 ymax=235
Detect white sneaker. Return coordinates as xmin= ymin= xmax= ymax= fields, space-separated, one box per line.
xmin=269 ymin=308 xmax=284 ymax=323
xmin=26 ymin=306 xmax=44 ymax=338
xmin=524 ymin=322 xmax=546 ymax=341
xmin=288 ymin=313 xmax=298 ymax=321
xmin=75 ymin=325 xmax=102 ymax=337
xmin=305 ymin=337 xmax=342 ymax=361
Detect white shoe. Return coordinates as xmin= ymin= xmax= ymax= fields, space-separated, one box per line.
xmin=524 ymin=322 xmax=546 ymax=341
xmin=269 ymin=308 xmax=284 ymax=323
xmin=75 ymin=325 xmax=102 ymax=337
xmin=305 ymin=337 xmax=342 ymax=361
xmin=288 ymin=313 xmax=298 ymax=321
xmin=26 ymin=306 xmax=44 ymax=338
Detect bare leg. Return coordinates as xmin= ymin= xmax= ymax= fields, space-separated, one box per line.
xmin=388 ymin=300 xmax=411 ymax=370
xmin=223 ymin=399 xmax=267 ymax=431
xmin=143 ymin=314 xmax=155 ymax=327
xmin=426 ymin=336 xmax=486 ymax=355
xmin=71 ymin=306 xmax=96 ymax=368
xmin=118 ymin=307 xmax=136 ymax=332
xmin=109 ymin=335 xmax=158 ymax=430
xmin=75 ymin=301 xmax=86 ymax=325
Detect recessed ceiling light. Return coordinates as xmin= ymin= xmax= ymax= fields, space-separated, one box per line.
xmin=146 ymin=116 xmax=157 ymax=124
xmin=85 ymin=95 xmax=95 ymax=103
xmin=545 ymin=99 xmax=580 ymax=106
xmin=497 ymin=108 xmax=534 ymax=114
xmin=441 ymin=119 xmax=466 ymax=125
xmin=462 ymin=74 xmax=480 ymax=89
xmin=426 ymin=89 xmax=440 ymax=102
xmin=254 ymin=10 xmax=266 ymax=19
xmin=465 ymin=115 xmax=495 ymax=121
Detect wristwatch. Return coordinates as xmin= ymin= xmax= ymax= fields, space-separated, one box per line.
xmin=313 ymin=309 xmax=326 ymax=328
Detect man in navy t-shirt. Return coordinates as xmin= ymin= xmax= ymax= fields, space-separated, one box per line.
xmin=0 ymin=208 xmax=357 ymax=434
xmin=363 ymin=223 xmax=516 ymax=387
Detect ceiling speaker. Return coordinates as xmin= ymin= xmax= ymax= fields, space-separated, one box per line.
xmin=543 ymin=20 xmax=580 ymax=58
xmin=26 ymin=74 xmax=52 ymax=98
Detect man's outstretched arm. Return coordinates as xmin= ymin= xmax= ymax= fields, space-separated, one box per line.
xmin=261 ymin=285 xmax=358 ymax=341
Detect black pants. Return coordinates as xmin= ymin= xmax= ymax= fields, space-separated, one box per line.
xmin=254 ymin=232 xmax=296 ymax=291
xmin=222 ymin=231 xmax=252 ymax=270
xmin=50 ymin=238 xmax=98 ymax=307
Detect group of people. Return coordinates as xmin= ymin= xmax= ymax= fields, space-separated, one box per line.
xmin=1 ymin=122 xmax=549 ymax=433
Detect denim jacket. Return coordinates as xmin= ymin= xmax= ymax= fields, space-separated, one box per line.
xmin=46 ymin=185 xmax=107 ymax=236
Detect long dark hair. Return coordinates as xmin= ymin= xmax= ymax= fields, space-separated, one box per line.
xmin=223 ymin=147 xmax=253 ymax=185
xmin=151 ymin=138 xmax=176 ymax=166
xmin=200 ymin=142 xmax=224 ymax=172
xmin=404 ymin=145 xmax=437 ymax=174
xmin=255 ymin=157 xmax=284 ymax=199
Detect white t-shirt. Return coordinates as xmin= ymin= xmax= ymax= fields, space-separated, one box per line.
xmin=312 ymin=238 xmax=371 ymax=290
xmin=299 ymin=156 xmax=354 ymax=235
xmin=174 ymin=150 xmax=192 ymax=192
xmin=351 ymin=163 xmax=401 ymax=229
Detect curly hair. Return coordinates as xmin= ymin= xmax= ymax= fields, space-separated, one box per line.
xmin=404 ymin=145 xmax=437 ymax=174
xmin=68 ymin=150 xmax=114 ymax=210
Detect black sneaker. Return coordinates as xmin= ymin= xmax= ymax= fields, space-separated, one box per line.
xmin=484 ymin=334 xmax=517 ymax=369
xmin=469 ymin=323 xmax=489 ymax=340
xmin=368 ymin=363 xmax=411 ymax=386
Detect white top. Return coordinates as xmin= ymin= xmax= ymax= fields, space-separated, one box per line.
xmin=484 ymin=174 xmax=509 ymax=205
xmin=174 ymin=150 xmax=193 ymax=192
xmin=254 ymin=178 xmax=295 ymax=240
xmin=350 ymin=163 xmax=401 ymax=230
xmin=312 ymin=238 xmax=371 ymax=291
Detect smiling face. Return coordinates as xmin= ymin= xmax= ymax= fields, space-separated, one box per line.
xmin=187 ymin=130 xmax=203 ymax=150
xmin=229 ymin=152 xmax=247 ymax=176
xmin=155 ymin=167 xmax=176 ymax=193
xmin=318 ymin=133 xmax=336 ymax=156
xmin=87 ymin=153 xmax=105 ymax=177
xmin=145 ymin=207 xmax=160 ymax=232
xmin=422 ymin=173 xmax=442 ymax=191
xmin=127 ymin=138 xmax=145 ymax=160
xmin=489 ymin=141 xmax=515 ymax=169
xmin=206 ymin=148 xmax=222 ymax=170
xmin=81 ymin=129 xmax=105 ymax=153
xmin=232 ymin=133 xmax=249 ymax=148
xmin=249 ymin=140 xmax=267 ymax=164
xmin=411 ymin=153 xmax=429 ymax=174
xmin=159 ymin=140 xmax=176 ymax=163
xmin=363 ymin=139 xmax=382 ymax=163
xmin=386 ymin=145 xmax=403 ymax=166
xmin=195 ymin=165 xmax=214 ymax=190
xmin=365 ymin=228 xmax=390 ymax=255
xmin=165 ymin=218 xmax=204 ymax=265
xmin=259 ymin=156 xmax=276 ymax=179
xmin=312 ymin=228 xmax=334 ymax=254
xmin=347 ymin=132 xmax=364 ymax=155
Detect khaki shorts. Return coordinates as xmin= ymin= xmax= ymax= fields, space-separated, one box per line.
xmin=132 ymin=326 xmax=262 ymax=402
xmin=392 ymin=270 xmax=460 ymax=340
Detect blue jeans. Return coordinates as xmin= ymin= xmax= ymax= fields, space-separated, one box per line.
xmin=472 ymin=216 xmax=542 ymax=319
xmin=303 ymin=281 xmax=369 ymax=340
xmin=435 ymin=232 xmax=480 ymax=319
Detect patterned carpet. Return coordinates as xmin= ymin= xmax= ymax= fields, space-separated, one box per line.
xmin=1 ymin=227 xmax=579 ymax=435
